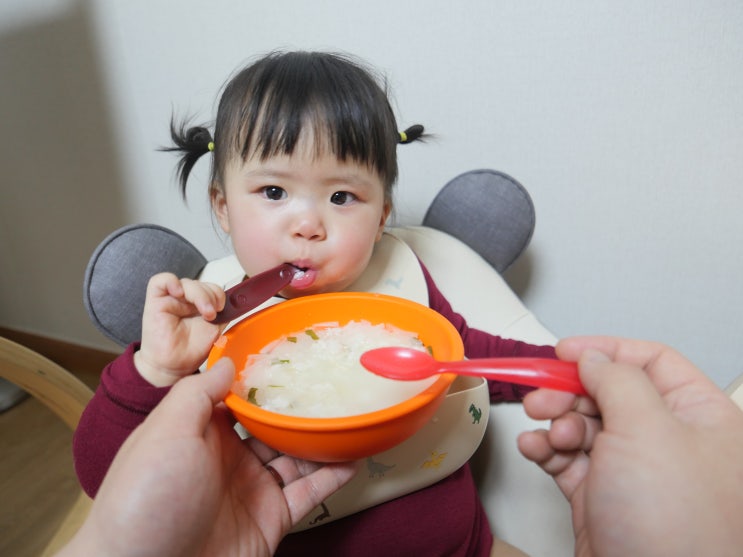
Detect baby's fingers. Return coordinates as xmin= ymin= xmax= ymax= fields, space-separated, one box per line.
xmin=143 ymin=272 xmax=194 ymax=321
xmin=147 ymin=272 xmax=186 ymax=300
xmin=180 ymin=279 xmax=226 ymax=321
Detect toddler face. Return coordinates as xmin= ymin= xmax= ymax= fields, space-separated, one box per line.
xmin=213 ymin=139 xmax=390 ymax=298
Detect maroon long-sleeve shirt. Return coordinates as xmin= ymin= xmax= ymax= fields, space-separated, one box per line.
xmin=73 ymin=263 xmax=555 ymax=557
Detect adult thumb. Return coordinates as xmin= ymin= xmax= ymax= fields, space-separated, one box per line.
xmin=578 ymin=348 xmax=671 ymax=432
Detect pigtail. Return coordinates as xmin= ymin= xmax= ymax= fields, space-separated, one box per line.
xmin=398 ymin=124 xmax=426 ymax=144
xmin=160 ymin=117 xmax=214 ymax=199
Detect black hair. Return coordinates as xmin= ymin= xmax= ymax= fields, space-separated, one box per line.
xmin=162 ymin=51 xmax=425 ymax=203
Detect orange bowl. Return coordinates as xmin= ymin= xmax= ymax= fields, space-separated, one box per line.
xmin=207 ymin=292 xmax=462 ymax=461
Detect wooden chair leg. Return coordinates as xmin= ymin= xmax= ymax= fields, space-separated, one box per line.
xmin=0 ymin=337 xmax=95 ymax=554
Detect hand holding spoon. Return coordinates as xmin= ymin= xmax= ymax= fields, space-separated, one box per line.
xmin=360 ymin=347 xmax=587 ymax=396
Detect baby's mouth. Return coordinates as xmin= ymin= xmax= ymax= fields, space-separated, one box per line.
xmin=290 ymin=264 xmax=308 ymax=276
xmin=287 ymin=263 xmax=316 ymax=289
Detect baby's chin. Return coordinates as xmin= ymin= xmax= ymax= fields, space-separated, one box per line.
xmin=280 ymin=279 xmax=358 ymax=299
xmin=279 ymin=286 xmax=339 ymax=299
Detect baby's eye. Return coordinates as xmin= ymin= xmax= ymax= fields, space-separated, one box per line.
xmin=330 ymin=191 xmax=357 ymax=205
xmin=261 ymin=186 xmax=286 ymax=201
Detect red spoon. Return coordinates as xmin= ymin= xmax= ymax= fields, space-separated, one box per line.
xmin=210 ymin=263 xmax=298 ymax=324
xmin=360 ymin=347 xmax=587 ymax=396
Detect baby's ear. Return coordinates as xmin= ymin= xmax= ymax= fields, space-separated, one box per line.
xmin=376 ymin=202 xmax=392 ymax=240
xmin=211 ymin=187 xmax=230 ymax=234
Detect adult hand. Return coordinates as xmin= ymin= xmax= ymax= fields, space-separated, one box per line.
xmin=60 ymin=358 xmax=357 ymax=557
xmin=518 ymin=336 xmax=743 ymax=557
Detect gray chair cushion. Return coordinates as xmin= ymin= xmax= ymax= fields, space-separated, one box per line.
xmin=423 ymin=169 xmax=535 ymax=273
xmin=83 ymin=224 xmax=207 ymax=347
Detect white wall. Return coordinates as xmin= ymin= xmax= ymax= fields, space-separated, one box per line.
xmin=2 ymin=0 xmax=742 ymax=390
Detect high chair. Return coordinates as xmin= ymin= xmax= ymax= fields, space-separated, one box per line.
xmin=80 ymin=168 xmax=743 ymax=556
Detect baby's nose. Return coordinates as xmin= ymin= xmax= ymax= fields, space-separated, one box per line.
xmin=291 ymin=208 xmax=326 ymax=241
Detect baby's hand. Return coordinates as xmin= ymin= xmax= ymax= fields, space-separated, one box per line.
xmin=134 ymin=272 xmax=228 ymax=387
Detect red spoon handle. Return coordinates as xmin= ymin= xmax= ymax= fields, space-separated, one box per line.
xmin=449 ymin=358 xmax=587 ymax=396
xmin=210 ymin=263 xmax=295 ymax=324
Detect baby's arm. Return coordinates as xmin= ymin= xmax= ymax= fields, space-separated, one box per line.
xmin=135 ymin=272 xmax=228 ymax=387
xmin=73 ymin=344 xmax=170 ymax=496
xmin=73 ymin=273 xmax=228 ymax=496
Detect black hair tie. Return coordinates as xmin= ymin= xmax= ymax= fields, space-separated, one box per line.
xmin=398 ymin=124 xmax=425 ymax=144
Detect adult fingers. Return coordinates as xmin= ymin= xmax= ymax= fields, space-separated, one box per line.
xmin=245 ymin=436 xmax=283 ymax=464
xmin=148 ymin=358 xmax=236 ymax=437
xmin=573 ymin=348 xmax=674 ymax=433
xmin=518 ymin=410 xmax=599 ymax=480
xmin=262 ymin=454 xmax=355 ymax=490
xmin=281 ymin=461 xmax=359 ymax=525
xmin=517 ymin=429 xmax=590 ymax=499
xmin=518 ymin=429 xmax=556 ymax=466
xmin=241 ymin=439 xmax=358 ymax=522
xmin=547 ymin=411 xmax=601 ymax=453
xmin=557 ymin=336 xmax=715 ymax=397
xmin=522 ymin=388 xmax=598 ymax=422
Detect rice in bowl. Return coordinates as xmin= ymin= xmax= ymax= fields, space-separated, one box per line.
xmin=235 ymin=320 xmax=436 ymax=418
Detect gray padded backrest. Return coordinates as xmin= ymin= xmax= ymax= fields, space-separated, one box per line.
xmin=423 ymin=169 xmax=535 ymax=273
xmin=83 ymin=224 xmax=207 ymax=347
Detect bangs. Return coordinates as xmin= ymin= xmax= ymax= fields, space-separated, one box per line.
xmin=216 ymin=52 xmax=399 ymax=187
